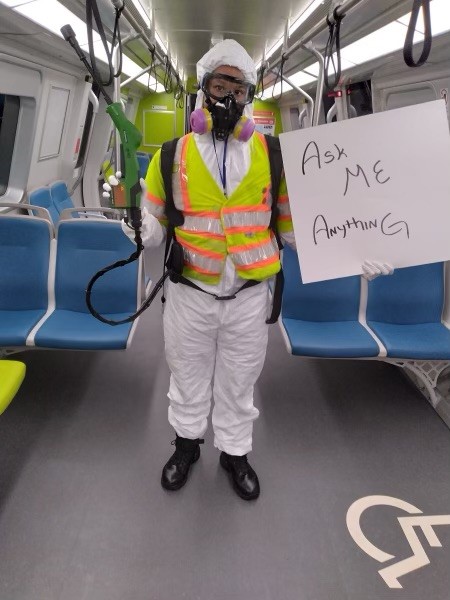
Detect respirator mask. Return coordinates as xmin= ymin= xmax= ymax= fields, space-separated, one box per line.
xmin=190 ymin=72 xmax=256 ymax=142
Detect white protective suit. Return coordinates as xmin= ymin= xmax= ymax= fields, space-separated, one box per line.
xmin=144 ymin=40 xmax=284 ymax=455
xmin=165 ymin=41 xmax=272 ymax=456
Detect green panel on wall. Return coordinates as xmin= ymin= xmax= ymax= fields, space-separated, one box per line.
xmin=135 ymin=91 xmax=185 ymax=153
xmin=143 ymin=110 xmax=175 ymax=146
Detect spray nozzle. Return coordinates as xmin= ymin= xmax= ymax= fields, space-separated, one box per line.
xmin=61 ymin=24 xmax=76 ymax=42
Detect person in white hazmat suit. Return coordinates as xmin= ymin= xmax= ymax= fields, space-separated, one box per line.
xmin=105 ymin=39 xmax=393 ymax=501
xmin=145 ymin=39 xmax=293 ymax=501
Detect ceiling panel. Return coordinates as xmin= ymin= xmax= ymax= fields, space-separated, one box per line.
xmin=148 ymin=0 xmax=314 ymax=78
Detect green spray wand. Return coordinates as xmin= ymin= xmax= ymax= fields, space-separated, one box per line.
xmin=61 ymin=25 xmax=143 ymax=230
xmin=105 ymin=101 xmax=143 ymax=230
xmin=61 ymin=24 xmax=157 ymax=325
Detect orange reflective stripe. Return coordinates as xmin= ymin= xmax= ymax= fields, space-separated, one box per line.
xmin=177 ymin=237 xmax=223 ymax=260
xmin=278 ymin=194 xmax=289 ymax=203
xmin=278 ymin=215 xmax=293 ymax=221
xmin=180 ymin=137 xmax=191 ymax=211
xmin=184 ymin=261 xmax=221 ymax=276
xmin=222 ymin=205 xmax=270 ymax=214
xmin=228 ymin=239 xmax=271 ymax=253
xmin=256 ymin=131 xmax=269 ymax=154
xmin=147 ymin=192 xmax=164 ymax=206
xmin=237 ymin=254 xmax=279 ymax=271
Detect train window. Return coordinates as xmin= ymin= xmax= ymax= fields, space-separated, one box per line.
xmin=347 ymin=81 xmax=373 ymax=116
xmin=0 ymin=94 xmax=20 ymax=196
xmin=39 ymin=86 xmax=70 ymax=160
xmin=322 ymin=80 xmax=372 ymax=121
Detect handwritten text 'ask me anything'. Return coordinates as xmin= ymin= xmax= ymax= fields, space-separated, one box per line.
xmin=301 ymin=141 xmax=410 ymax=245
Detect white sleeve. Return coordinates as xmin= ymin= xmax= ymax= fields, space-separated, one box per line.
xmin=280 ymin=230 xmax=297 ymax=251
xmin=121 ymin=207 xmax=166 ymax=248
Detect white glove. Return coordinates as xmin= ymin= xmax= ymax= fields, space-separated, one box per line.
xmin=122 ymin=206 xmax=165 ymax=248
xmin=103 ymin=172 xmax=164 ymax=248
xmin=361 ymin=260 xmax=394 ymax=281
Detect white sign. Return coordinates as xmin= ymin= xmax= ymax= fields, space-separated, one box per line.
xmin=347 ymin=495 xmax=450 ymax=589
xmin=280 ymin=100 xmax=450 ymax=283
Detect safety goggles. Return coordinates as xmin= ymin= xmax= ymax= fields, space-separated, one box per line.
xmin=202 ymin=72 xmax=255 ymax=105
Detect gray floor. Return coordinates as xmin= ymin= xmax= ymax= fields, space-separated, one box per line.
xmin=1 ymin=257 xmax=450 ymax=599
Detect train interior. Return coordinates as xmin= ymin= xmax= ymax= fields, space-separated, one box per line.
xmin=0 ymin=0 xmax=450 ymax=598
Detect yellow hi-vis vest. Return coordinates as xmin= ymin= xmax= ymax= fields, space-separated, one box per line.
xmin=146 ymin=132 xmax=289 ymax=285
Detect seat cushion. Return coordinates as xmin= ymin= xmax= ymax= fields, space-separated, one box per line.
xmin=281 ymin=318 xmax=380 ymax=358
xmin=0 ymin=309 xmax=47 ymax=346
xmin=34 ymin=310 xmax=134 ymax=350
xmin=367 ymin=321 xmax=450 ymax=359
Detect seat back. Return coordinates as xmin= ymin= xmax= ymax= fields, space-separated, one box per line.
xmin=54 ymin=220 xmax=141 ymax=315
xmin=282 ymin=245 xmax=361 ymax=322
xmin=29 ymin=187 xmax=59 ymax=223
xmin=367 ymin=262 xmax=444 ymax=324
xmin=136 ymin=153 xmax=150 ymax=179
xmin=50 ymin=181 xmax=75 ymax=215
xmin=0 ymin=215 xmax=51 ymax=310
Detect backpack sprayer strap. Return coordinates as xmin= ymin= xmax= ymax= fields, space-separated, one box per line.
xmin=170 ymin=270 xmax=261 ymax=300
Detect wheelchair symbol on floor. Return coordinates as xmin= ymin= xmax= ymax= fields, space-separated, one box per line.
xmin=346 ymin=495 xmax=450 ymax=589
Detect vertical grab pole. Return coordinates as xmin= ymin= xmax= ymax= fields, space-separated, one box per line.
xmin=302 ymin=42 xmax=325 ymax=127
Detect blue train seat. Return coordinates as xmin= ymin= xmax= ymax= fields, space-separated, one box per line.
xmin=29 ymin=187 xmax=60 ymax=223
xmin=366 ymin=262 xmax=450 ymax=359
xmin=0 ymin=360 xmax=26 ymax=415
xmin=280 ymin=245 xmax=380 ymax=358
xmin=136 ymin=152 xmax=150 ymax=179
xmin=50 ymin=181 xmax=75 ymax=214
xmin=33 ymin=219 xmax=144 ymax=350
xmin=0 ymin=213 xmax=52 ymax=347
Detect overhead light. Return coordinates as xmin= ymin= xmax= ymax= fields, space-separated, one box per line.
xmin=289 ymin=0 xmax=326 ymax=36
xmin=155 ymin=30 xmax=167 ymax=55
xmin=258 ymin=0 xmax=325 ymax=68
xmin=341 ymin=21 xmax=422 ymax=65
xmin=121 ymin=53 xmax=160 ymax=89
xmin=14 ymin=0 xmax=100 ymax=46
xmin=9 ymin=0 xmax=173 ymax=90
xmin=397 ymin=0 xmax=450 ymax=36
xmin=0 ymin=0 xmax=30 ymax=6
xmin=264 ymin=38 xmax=284 ymax=63
xmin=288 ymin=70 xmax=317 ymax=87
xmin=260 ymin=68 xmax=316 ymax=100
xmin=129 ymin=0 xmax=150 ymax=28
xmin=303 ymin=57 xmax=357 ymax=77
xmin=261 ymin=80 xmax=292 ymax=100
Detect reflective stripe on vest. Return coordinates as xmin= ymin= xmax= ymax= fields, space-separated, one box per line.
xmin=171 ymin=132 xmax=281 ymax=284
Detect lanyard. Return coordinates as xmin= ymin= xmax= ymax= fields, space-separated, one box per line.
xmin=212 ymin=134 xmax=228 ymax=196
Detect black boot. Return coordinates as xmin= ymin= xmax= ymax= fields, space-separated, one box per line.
xmin=220 ymin=452 xmax=260 ymax=500
xmin=161 ymin=435 xmax=204 ymax=491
